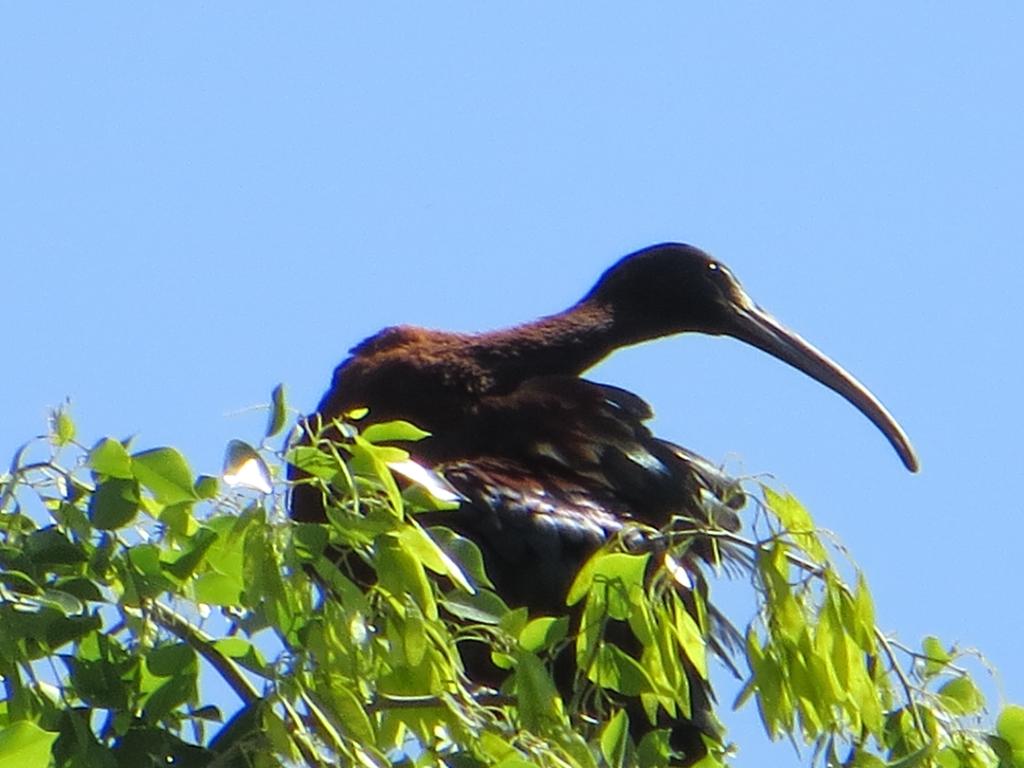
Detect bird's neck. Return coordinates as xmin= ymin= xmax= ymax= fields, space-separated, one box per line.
xmin=475 ymin=299 xmax=648 ymax=378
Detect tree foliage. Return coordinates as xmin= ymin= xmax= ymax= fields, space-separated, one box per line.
xmin=0 ymin=393 xmax=1019 ymax=767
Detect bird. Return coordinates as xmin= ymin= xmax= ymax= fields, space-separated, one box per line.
xmin=289 ymin=242 xmax=917 ymax=762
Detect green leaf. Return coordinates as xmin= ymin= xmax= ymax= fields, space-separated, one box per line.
xmin=997 ymin=705 xmax=1024 ymax=751
xmin=670 ymin=593 xmax=708 ymax=679
xmin=402 ymin=597 xmax=427 ymax=666
xmin=591 ymin=644 xmax=655 ymax=697
xmin=398 ymin=524 xmax=474 ymax=593
xmin=213 ymin=638 xmax=266 ymax=673
xmin=514 ymin=651 xmax=564 ymax=731
xmin=762 ymin=486 xmax=827 ymax=563
xmin=132 ymin=447 xmax=197 ymax=505
xmin=266 ymin=383 xmax=287 ymax=438
xmin=54 ymin=576 xmax=103 ymax=602
xmin=0 ymin=720 xmax=58 ymax=768
xmin=193 ymin=572 xmax=243 ymax=606
xmin=147 ymin=643 xmax=196 ymax=676
xmin=349 ymin=439 xmax=406 ymax=516
xmin=50 ymin=405 xmax=76 ymax=447
xmin=568 ymin=551 xmax=649 ymax=616
xmin=330 ymin=686 xmax=376 ymax=747
xmin=142 ymin=672 xmax=195 ymax=722
xmin=24 ymin=527 xmax=87 ymax=566
xmin=441 ymin=589 xmax=509 ymax=625
xmin=162 ymin=527 xmax=218 ymax=581
xmin=0 ymin=570 xmax=40 ymax=595
xmin=519 ymin=616 xmax=569 ymax=653
xmin=292 ymin=524 xmax=328 ymax=561
xmin=375 ymin=534 xmax=437 ymax=620
xmin=194 ymin=475 xmax=220 ymax=499
xmin=288 ymin=445 xmax=341 ymax=479
xmin=922 ymin=635 xmax=952 ymax=677
xmin=600 ymin=709 xmax=630 ymax=768
xmin=636 ymin=729 xmax=672 ymax=768
xmin=37 ymin=588 xmax=84 ymax=615
xmin=88 ymin=438 xmax=133 ymax=479
xmin=938 ymin=676 xmax=984 ymax=715
xmin=428 ymin=527 xmax=494 ymax=588
xmin=360 ymin=420 xmax=430 ymax=444
xmin=222 ymin=440 xmax=272 ymax=494
xmin=87 ymin=478 xmax=140 ymax=530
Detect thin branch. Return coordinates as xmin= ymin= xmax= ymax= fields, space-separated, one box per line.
xmin=875 ymin=629 xmax=925 ymax=732
xmin=366 ymin=691 xmax=515 ymax=712
xmin=149 ymin=601 xmax=260 ymax=705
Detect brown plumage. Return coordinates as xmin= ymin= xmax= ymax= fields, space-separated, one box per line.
xmin=290 ymin=242 xmax=917 ymax=762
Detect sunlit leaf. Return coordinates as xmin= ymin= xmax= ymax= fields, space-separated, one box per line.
xmin=376 ymin=534 xmax=436 ymax=620
xmin=569 ymin=552 xmax=649 ymax=618
xmin=600 ymin=709 xmax=629 ymax=768
xmin=50 ymin=405 xmax=76 ymax=447
xmin=938 ymin=676 xmax=984 ymax=715
xmin=388 ymin=459 xmax=462 ymax=503
xmin=441 ymin=589 xmax=508 ymax=625
xmin=998 ymin=705 xmax=1024 ymax=751
xmin=222 ymin=440 xmax=272 ymax=494
xmin=361 ymin=420 xmax=430 ymax=444
xmin=922 ymin=635 xmax=952 ymax=677
xmin=194 ymin=474 xmax=220 ymax=499
xmin=402 ymin=597 xmax=427 ymax=666
xmin=161 ymin=527 xmax=218 ymax=581
xmin=212 ymin=638 xmax=266 ymax=673
xmin=37 ymin=589 xmax=84 ymax=616
xmin=0 ymin=720 xmax=58 ymax=768
xmin=88 ymin=438 xmax=133 ymax=479
xmin=142 ymin=672 xmax=195 ymax=722
xmin=670 ymin=594 xmax=708 ymax=679
xmin=762 ymin=486 xmax=826 ymax=563
xmin=519 ymin=616 xmax=569 ymax=653
xmin=428 ymin=527 xmax=494 ymax=588
xmin=288 ymin=445 xmax=340 ymax=479
xmin=398 ymin=524 xmax=474 ymax=593
xmin=132 ymin=447 xmax=197 ymax=505
xmin=590 ymin=644 xmax=655 ymax=697
xmin=193 ymin=572 xmax=243 ymax=607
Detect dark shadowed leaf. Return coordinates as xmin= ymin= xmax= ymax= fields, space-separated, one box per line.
xmin=147 ymin=643 xmax=196 ymax=677
xmin=266 ymin=384 xmax=287 ymax=438
xmin=87 ymin=478 xmax=139 ymax=530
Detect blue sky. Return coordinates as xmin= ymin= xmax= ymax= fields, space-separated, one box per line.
xmin=2 ymin=4 xmax=1022 ymax=765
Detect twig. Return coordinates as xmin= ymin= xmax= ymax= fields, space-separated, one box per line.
xmin=366 ymin=691 xmax=515 ymax=712
xmin=149 ymin=601 xmax=260 ymax=705
xmin=875 ymin=629 xmax=926 ymax=732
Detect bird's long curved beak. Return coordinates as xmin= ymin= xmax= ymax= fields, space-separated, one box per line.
xmin=727 ymin=297 xmax=919 ymax=472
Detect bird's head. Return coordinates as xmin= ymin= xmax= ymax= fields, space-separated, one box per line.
xmin=584 ymin=242 xmax=919 ymax=472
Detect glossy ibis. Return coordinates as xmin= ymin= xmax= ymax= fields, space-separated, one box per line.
xmin=290 ymin=242 xmax=917 ymax=761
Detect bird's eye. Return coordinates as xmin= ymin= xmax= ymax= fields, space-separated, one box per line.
xmin=707 ymin=262 xmax=728 ymax=280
